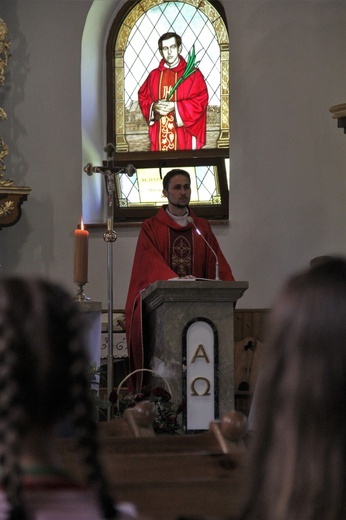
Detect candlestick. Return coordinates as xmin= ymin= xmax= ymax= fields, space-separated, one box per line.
xmin=73 ymin=220 xmax=89 ymax=300
xmin=74 ymin=282 xmax=90 ymax=302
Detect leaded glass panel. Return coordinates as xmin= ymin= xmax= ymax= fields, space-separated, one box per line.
xmin=106 ymin=0 xmax=230 ymax=222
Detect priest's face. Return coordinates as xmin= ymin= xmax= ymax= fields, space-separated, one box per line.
xmin=159 ymin=36 xmax=182 ymax=67
xmin=163 ymin=174 xmax=191 ymax=214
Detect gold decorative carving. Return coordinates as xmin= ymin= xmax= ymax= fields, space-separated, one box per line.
xmin=0 ymin=179 xmax=14 ymax=188
xmin=0 ymin=18 xmax=11 ymax=86
xmin=0 ymin=199 xmax=14 ymax=217
xmin=0 ymin=19 xmax=12 ymax=185
xmin=0 ymin=186 xmax=31 ymax=229
xmin=0 ymin=18 xmax=31 ymax=229
xmin=0 ymin=137 xmax=11 ymax=183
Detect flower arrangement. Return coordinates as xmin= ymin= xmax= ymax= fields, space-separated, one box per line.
xmin=110 ymin=385 xmax=183 ymax=435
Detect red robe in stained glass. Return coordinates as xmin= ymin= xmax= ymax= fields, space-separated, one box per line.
xmin=138 ymin=57 xmax=208 ymax=151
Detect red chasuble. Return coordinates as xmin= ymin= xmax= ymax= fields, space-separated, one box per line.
xmin=125 ymin=206 xmax=234 ymax=393
xmin=138 ymin=56 xmax=208 ymax=151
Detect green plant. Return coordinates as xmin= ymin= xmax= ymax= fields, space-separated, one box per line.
xmin=113 ymin=385 xmax=183 ymax=434
xmin=88 ymin=364 xmax=112 ymax=422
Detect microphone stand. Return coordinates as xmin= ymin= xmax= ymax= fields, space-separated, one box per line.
xmin=84 ymin=144 xmax=135 ymax=419
xmin=188 ymin=217 xmax=220 ymax=280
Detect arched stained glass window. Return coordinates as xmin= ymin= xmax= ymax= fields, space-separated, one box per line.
xmin=106 ymin=0 xmax=230 ymax=223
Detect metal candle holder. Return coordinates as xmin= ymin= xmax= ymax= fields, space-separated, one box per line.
xmin=74 ymin=282 xmax=90 ymax=302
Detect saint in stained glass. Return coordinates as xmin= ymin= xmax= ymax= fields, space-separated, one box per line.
xmin=106 ymin=0 xmax=230 ymax=220
xmin=137 ymin=32 xmax=208 ymax=151
xmin=118 ymin=0 xmax=229 ymax=153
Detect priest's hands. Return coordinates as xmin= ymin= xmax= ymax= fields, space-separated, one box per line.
xmin=153 ymin=99 xmax=175 ymax=116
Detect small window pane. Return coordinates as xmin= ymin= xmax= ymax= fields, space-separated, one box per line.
xmin=117 ymin=165 xmax=219 ymax=208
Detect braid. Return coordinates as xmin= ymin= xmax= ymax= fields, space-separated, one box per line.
xmin=67 ymin=311 xmax=118 ymax=519
xmin=0 ymin=288 xmax=27 ymax=520
xmin=0 ymin=277 xmax=118 ymax=519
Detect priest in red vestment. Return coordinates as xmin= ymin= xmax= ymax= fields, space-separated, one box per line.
xmin=125 ymin=169 xmax=235 ymax=393
xmin=138 ymin=32 xmax=208 ymax=151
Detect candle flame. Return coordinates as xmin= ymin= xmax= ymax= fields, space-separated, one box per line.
xmin=80 ymin=218 xmax=84 ymax=231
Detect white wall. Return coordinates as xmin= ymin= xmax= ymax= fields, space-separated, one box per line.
xmin=228 ymin=0 xmax=346 ymax=306
xmin=0 ymin=0 xmax=345 ymax=311
xmin=0 ymin=0 xmax=92 ymax=293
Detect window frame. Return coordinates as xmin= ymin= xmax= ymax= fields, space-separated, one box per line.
xmin=106 ymin=0 xmax=230 ymax=223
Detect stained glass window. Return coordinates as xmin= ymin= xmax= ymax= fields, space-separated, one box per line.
xmin=106 ymin=0 xmax=230 ymax=222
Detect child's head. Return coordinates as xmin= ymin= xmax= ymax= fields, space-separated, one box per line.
xmin=0 ymin=277 xmax=89 ymax=427
xmin=0 ymin=277 xmax=116 ymax=519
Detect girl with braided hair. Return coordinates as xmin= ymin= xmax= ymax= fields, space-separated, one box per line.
xmin=0 ymin=277 xmax=143 ymax=520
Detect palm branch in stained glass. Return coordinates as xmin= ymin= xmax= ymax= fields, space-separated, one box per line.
xmin=166 ymin=45 xmax=200 ymax=101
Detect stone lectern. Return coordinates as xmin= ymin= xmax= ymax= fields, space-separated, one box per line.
xmin=141 ymin=280 xmax=248 ymax=431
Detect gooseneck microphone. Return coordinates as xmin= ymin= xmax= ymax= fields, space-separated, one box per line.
xmin=187 ymin=216 xmax=220 ymax=280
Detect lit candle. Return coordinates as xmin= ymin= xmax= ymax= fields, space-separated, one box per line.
xmin=73 ymin=219 xmax=89 ymax=284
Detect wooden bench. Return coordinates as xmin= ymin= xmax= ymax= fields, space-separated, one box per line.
xmin=56 ymin=404 xmax=249 ymax=520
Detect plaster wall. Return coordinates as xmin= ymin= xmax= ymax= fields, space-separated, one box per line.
xmin=0 ymin=0 xmax=345 ymax=311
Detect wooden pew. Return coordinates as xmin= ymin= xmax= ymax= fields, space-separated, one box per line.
xmin=56 ymin=404 xmax=249 ymax=520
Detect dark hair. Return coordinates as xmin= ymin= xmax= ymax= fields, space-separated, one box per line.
xmin=162 ymin=169 xmax=191 ymax=191
xmin=239 ymin=257 xmax=346 ymax=520
xmin=158 ymin=32 xmax=181 ymax=50
xmin=0 ymin=277 xmax=117 ymax=520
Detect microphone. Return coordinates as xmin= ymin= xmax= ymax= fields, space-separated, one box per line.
xmin=187 ymin=216 xmax=220 ymax=280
